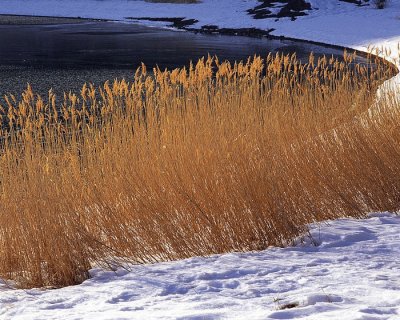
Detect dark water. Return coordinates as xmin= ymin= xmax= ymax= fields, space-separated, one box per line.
xmin=0 ymin=21 xmax=369 ymax=96
xmin=0 ymin=21 xmax=368 ymax=69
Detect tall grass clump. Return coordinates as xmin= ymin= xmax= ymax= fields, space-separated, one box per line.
xmin=0 ymin=53 xmax=398 ymax=288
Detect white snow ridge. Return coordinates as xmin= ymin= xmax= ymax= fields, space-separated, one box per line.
xmin=1 ymin=213 xmax=399 ymax=319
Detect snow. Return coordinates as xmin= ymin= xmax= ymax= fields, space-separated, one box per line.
xmin=1 ymin=1 xmax=400 ymax=319
xmin=1 ymin=213 xmax=400 ymax=319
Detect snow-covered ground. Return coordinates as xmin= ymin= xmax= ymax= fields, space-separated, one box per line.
xmin=1 ymin=213 xmax=399 ymax=320
xmin=1 ymin=1 xmax=400 ymax=319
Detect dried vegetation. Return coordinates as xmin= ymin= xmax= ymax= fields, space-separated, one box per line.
xmin=0 ymin=53 xmax=398 ymax=288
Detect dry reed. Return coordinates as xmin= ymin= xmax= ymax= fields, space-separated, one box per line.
xmin=0 ymin=53 xmax=398 ymax=288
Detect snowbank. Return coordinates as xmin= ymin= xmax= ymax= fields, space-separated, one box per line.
xmin=1 ymin=213 xmax=399 ymax=319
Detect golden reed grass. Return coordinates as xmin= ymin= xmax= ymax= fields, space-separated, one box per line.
xmin=0 ymin=53 xmax=398 ymax=288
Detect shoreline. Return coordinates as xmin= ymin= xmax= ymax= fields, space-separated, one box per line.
xmin=0 ymin=13 xmax=397 ymax=96
xmin=125 ymin=16 xmax=400 ymax=78
xmin=1 ymin=13 xmax=397 ymax=74
xmin=1 ymin=16 xmax=388 ymax=100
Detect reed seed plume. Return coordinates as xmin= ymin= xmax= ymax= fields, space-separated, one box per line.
xmin=0 ymin=53 xmax=398 ymax=288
